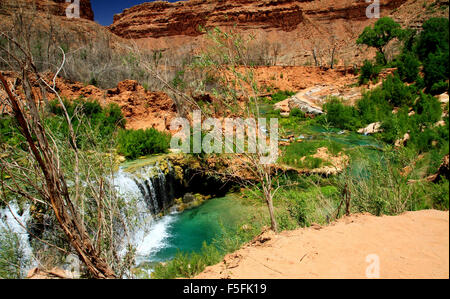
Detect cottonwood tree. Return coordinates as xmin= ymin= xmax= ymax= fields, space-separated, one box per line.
xmin=357 ymin=17 xmax=404 ymax=65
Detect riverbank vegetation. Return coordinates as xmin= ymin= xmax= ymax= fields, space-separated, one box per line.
xmin=1 ymin=14 xmax=448 ymax=279
xmin=150 ymin=17 xmax=449 ymax=279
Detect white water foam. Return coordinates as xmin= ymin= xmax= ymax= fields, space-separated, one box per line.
xmin=0 ymin=203 xmax=34 ymax=267
xmin=135 ymin=214 xmax=176 ymax=259
xmin=114 ymin=167 xmax=177 ymax=263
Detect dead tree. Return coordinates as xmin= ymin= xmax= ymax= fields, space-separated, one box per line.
xmin=0 ymin=35 xmax=116 ymax=278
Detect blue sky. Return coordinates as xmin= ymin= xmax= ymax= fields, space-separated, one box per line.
xmin=91 ymin=0 xmax=182 ymax=26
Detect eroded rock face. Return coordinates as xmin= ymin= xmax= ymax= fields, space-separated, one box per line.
xmin=0 ymin=72 xmax=177 ymax=132
xmin=110 ymin=0 xmax=306 ymax=39
xmin=0 ymin=0 xmax=94 ymax=21
xmin=109 ymin=0 xmax=409 ymax=39
xmin=108 ymin=0 xmax=409 ymax=66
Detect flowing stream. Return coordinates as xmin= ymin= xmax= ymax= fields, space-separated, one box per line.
xmin=114 ymin=161 xmax=246 ymax=267
xmin=0 ymin=125 xmax=384 ymax=275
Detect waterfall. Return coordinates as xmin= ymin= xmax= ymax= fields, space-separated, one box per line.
xmin=116 ymin=162 xmax=177 ymax=216
xmin=113 ymin=160 xmax=182 ymax=264
xmin=0 ymin=202 xmax=36 ymax=275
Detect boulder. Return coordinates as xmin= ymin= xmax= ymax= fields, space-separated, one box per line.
xmin=395 ymin=133 xmax=410 ymax=147
xmin=182 ymin=193 xmax=195 ymax=204
xmin=358 ymin=122 xmax=382 ymax=135
xmin=288 ymin=95 xmax=323 ymax=115
xmin=438 ymin=92 xmax=449 ymax=104
xmin=273 ymin=98 xmax=291 ymax=113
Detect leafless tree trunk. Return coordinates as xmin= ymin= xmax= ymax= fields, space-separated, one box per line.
xmin=0 ymin=30 xmax=117 ymax=278
xmin=330 ymin=45 xmax=337 ymax=69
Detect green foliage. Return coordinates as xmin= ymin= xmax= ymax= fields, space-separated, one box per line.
xmin=47 ymin=98 xmax=126 ymax=149
xmin=0 ymin=117 xmax=25 ymax=148
xmin=380 ymin=108 xmax=410 ymax=144
xmin=382 ymin=74 xmax=416 ymax=107
xmin=322 ymin=97 xmax=362 ymax=131
xmin=290 ymin=108 xmax=306 ymax=118
xmin=414 ymin=18 xmax=449 ymax=94
xmin=430 ymin=179 xmax=449 ymax=210
xmin=117 ymin=128 xmax=171 ymax=159
xmin=357 ymin=17 xmax=403 ymax=64
xmin=344 ymin=151 xmax=449 ymax=216
xmin=357 ymin=88 xmax=392 ymax=125
xmin=415 ymin=18 xmax=449 ymax=61
xmin=280 ymin=139 xmax=343 ymax=169
xmin=0 ymin=227 xmax=30 ymax=279
xmin=270 ymin=90 xmax=296 ymax=103
xmin=396 ymin=52 xmax=420 ymax=83
xmin=359 ymin=60 xmax=381 ymax=85
xmin=152 ymin=242 xmax=222 ymax=279
xmin=423 ymin=50 xmax=449 ymax=94
xmin=275 ymin=185 xmax=340 ymax=229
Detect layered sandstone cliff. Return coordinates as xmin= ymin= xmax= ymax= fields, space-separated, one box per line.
xmin=108 ymin=0 xmax=412 ymax=66
xmin=109 ymin=0 xmax=408 ymax=39
xmin=110 ymin=0 xmax=307 ymax=39
xmin=0 ymin=0 xmax=94 ymax=21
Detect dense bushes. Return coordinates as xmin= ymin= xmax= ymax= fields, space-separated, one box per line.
xmin=415 ymin=18 xmax=449 ymax=94
xmin=281 ymin=139 xmax=343 ymax=169
xmin=270 ymin=90 xmax=296 ymax=103
xmin=322 ymin=97 xmax=362 ymax=131
xmin=423 ymin=51 xmax=449 ymax=94
xmin=396 ymin=52 xmax=420 ymax=83
xmin=344 ymin=151 xmax=449 ymax=216
xmin=382 ymin=74 xmax=416 ymax=107
xmin=359 ymin=60 xmax=381 ymax=85
xmin=6 ymin=98 xmax=171 ymax=160
xmin=47 ymin=98 xmax=126 ymax=148
xmin=117 ymin=128 xmax=171 ymax=159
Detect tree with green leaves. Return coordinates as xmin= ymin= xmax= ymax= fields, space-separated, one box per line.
xmin=357 ymin=17 xmax=403 ymax=65
xmin=414 ymin=18 xmax=449 ymax=94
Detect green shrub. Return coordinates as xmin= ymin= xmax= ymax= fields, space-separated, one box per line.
xmin=270 ymin=90 xmax=296 ymax=103
xmin=117 ymin=128 xmax=171 ymax=159
xmin=414 ymin=18 xmax=449 ymax=94
xmin=396 ymin=52 xmax=420 ymax=83
xmin=430 ymin=81 xmax=449 ymax=95
xmin=423 ymin=51 xmax=449 ymax=94
xmin=380 ymin=108 xmax=410 ymax=144
xmin=0 ymin=227 xmax=30 ymax=279
xmin=357 ymin=17 xmax=404 ymax=65
xmin=322 ymin=97 xmax=362 ymax=131
xmin=357 ymin=88 xmax=392 ymax=125
xmin=281 ymin=139 xmax=343 ymax=169
xmin=430 ymin=179 xmax=449 ymax=210
xmin=290 ymin=108 xmax=306 ymax=118
xmin=415 ymin=18 xmax=449 ymax=62
xmin=412 ymin=93 xmax=443 ymax=127
xmin=359 ymin=60 xmax=381 ymax=85
xmin=46 ymin=98 xmax=126 ymax=149
xmin=382 ymin=74 xmax=416 ymax=107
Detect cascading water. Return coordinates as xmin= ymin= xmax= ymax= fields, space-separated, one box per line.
xmin=0 ymin=202 xmax=36 ymax=275
xmin=113 ymin=161 xmax=183 ymax=264
xmin=113 ymin=159 xmax=237 ymax=267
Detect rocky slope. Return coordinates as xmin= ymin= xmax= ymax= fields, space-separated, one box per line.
xmin=0 ymin=71 xmax=177 ymax=132
xmin=109 ymin=0 xmax=410 ymax=65
xmin=110 ymin=0 xmax=406 ymax=39
xmin=0 ymin=0 xmax=94 ymax=20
